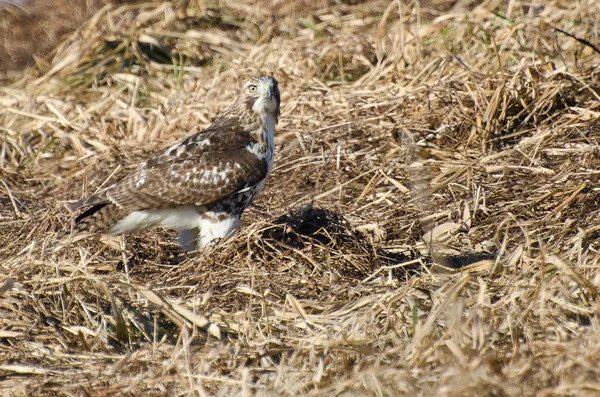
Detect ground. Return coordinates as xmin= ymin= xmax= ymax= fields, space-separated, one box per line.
xmin=1 ymin=0 xmax=600 ymax=395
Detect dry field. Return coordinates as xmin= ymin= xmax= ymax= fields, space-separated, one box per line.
xmin=0 ymin=0 xmax=146 ymax=83
xmin=1 ymin=0 xmax=600 ymax=395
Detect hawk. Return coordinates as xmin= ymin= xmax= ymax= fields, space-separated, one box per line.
xmin=70 ymin=75 xmax=280 ymax=252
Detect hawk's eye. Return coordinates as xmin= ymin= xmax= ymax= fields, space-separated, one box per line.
xmin=248 ymin=84 xmax=257 ymax=93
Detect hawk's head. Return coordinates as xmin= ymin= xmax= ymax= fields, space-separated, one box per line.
xmin=240 ymin=75 xmax=280 ymax=122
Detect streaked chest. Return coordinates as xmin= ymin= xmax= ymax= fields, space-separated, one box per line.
xmin=246 ymin=113 xmax=276 ymax=173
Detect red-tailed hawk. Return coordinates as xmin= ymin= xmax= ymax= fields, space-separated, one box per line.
xmin=70 ymin=75 xmax=280 ymax=252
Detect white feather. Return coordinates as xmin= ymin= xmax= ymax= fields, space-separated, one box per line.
xmin=110 ymin=206 xmax=202 ymax=235
xmin=110 ymin=206 xmax=241 ymax=252
xmin=135 ymin=169 xmax=148 ymax=187
xmin=196 ymin=214 xmax=240 ymax=249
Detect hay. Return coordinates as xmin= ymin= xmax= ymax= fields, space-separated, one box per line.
xmin=1 ymin=0 xmax=600 ymax=395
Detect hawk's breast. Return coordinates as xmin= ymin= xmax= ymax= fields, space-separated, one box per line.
xmin=237 ymin=113 xmax=276 ymax=210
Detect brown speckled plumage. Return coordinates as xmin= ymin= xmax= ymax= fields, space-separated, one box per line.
xmin=71 ymin=75 xmax=280 ymax=251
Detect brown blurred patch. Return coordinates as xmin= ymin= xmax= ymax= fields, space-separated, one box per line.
xmin=0 ymin=0 xmax=144 ymax=79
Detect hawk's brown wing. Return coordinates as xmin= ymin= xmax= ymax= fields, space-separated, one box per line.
xmin=71 ymin=127 xmax=267 ymax=212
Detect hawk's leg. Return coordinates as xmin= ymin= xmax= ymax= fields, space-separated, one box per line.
xmin=178 ymin=228 xmax=200 ymax=253
xmin=197 ymin=215 xmax=241 ymax=250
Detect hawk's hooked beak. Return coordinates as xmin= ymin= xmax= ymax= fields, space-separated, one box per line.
xmin=261 ymin=83 xmax=275 ymax=101
xmin=255 ymin=78 xmax=274 ymax=101
xmin=252 ymin=77 xmax=279 ymax=119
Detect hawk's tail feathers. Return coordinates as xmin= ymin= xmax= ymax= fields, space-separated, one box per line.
xmin=54 ymin=203 xmax=128 ymax=253
xmin=74 ymin=203 xmax=129 ymax=234
xmin=68 ymin=191 xmax=109 ymax=212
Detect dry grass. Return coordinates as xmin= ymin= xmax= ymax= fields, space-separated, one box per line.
xmin=1 ymin=0 xmax=600 ymax=395
xmin=0 ymin=0 xmax=146 ymax=84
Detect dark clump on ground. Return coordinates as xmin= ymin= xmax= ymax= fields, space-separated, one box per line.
xmin=265 ymin=204 xmax=360 ymax=247
xmin=264 ymin=204 xmax=429 ymax=276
